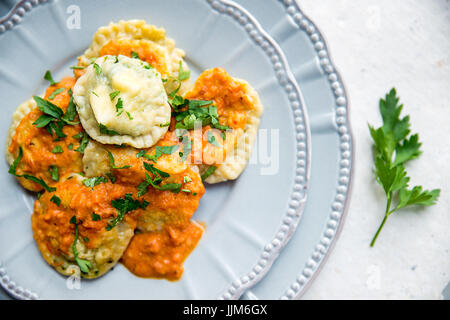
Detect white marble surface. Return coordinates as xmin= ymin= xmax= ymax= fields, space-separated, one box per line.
xmin=298 ymin=0 xmax=450 ymax=299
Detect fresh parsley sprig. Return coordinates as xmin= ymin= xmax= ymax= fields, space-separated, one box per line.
xmin=369 ymin=88 xmax=440 ymax=246
xmin=69 ymin=216 xmax=93 ymax=273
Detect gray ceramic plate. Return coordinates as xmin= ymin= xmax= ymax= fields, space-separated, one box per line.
xmin=0 ymin=0 xmax=311 ymax=299
xmin=237 ymin=0 xmax=353 ymax=299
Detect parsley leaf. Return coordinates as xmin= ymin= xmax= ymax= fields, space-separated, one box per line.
xmin=93 ymin=63 xmax=102 ymax=75
xmin=131 ymin=51 xmax=140 ymax=59
xmin=74 ymin=132 xmax=89 ymax=153
xmin=115 ymin=98 xmax=124 ymax=116
xmin=99 ymin=123 xmax=119 ymax=136
xmin=369 ymin=88 xmax=440 ymax=246
xmin=106 ymin=150 xmax=131 ymax=169
xmin=51 ymin=145 xmax=64 ymax=154
xmin=49 ymin=165 xmax=59 ymax=182
xmin=44 ymin=70 xmax=58 ymax=86
xmin=50 ymin=195 xmax=61 ymax=206
xmin=106 ymin=194 xmax=149 ymax=230
xmin=8 ymin=146 xmax=23 ymax=176
xmin=201 ymin=166 xmax=217 ymax=181
xmin=69 ymin=216 xmax=92 ymax=273
xmin=48 ymin=88 xmax=65 ymax=100
xmin=109 ymin=90 xmax=120 ymax=101
xmin=82 ymin=176 xmax=108 ymax=188
xmin=178 ymin=61 xmax=190 ymax=81
xmin=207 ymin=131 xmax=221 ymax=147
xmin=92 ymin=212 xmax=101 ymax=221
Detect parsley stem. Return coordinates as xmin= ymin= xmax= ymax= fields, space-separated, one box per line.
xmin=370 ymin=194 xmax=392 ymax=247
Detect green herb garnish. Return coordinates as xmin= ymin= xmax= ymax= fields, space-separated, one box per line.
xmin=82 ymin=176 xmax=108 ymax=189
xmin=74 ymin=132 xmax=89 ymax=153
xmin=44 ymin=70 xmax=58 ymax=86
xmin=70 ymin=66 xmax=85 ymax=70
xmin=92 ymin=212 xmax=101 ymax=221
xmin=48 ymin=88 xmax=65 ymax=100
xmin=8 ymin=146 xmax=23 ymax=176
xmin=69 ymin=216 xmax=92 ymax=273
xmin=115 ymin=98 xmax=124 ymax=116
xmin=22 ymin=174 xmax=56 ymax=192
xmin=201 ymin=166 xmax=217 ymax=181
xmin=106 ymin=194 xmax=149 ymax=230
xmin=99 ymin=123 xmax=119 ymax=136
xmin=51 ymin=145 xmax=63 ymax=154
xmin=93 ymin=63 xmax=102 ymax=75
xmin=50 ymin=195 xmax=61 ymax=206
xmin=368 ymin=88 xmax=440 ymax=246
xmin=131 ymin=51 xmax=140 ymax=59
xmin=109 ymin=90 xmax=120 ymax=101
xmin=49 ymin=165 xmax=59 ymax=182
xmin=207 ymin=131 xmax=221 ymax=147
xmin=178 ymin=61 xmax=190 ymax=81
xmin=107 ymin=150 xmax=131 ymax=169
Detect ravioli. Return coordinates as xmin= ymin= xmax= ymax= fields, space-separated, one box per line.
xmin=183 ymin=68 xmax=263 ymax=183
xmin=75 ymin=20 xmax=191 ymax=94
xmin=73 ymin=55 xmax=171 ymax=148
xmin=6 ymin=78 xmax=84 ymax=192
xmin=82 ymin=132 xmax=205 ymax=231
xmin=31 ymin=174 xmax=137 ymax=279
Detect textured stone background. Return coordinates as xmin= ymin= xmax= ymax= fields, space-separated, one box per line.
xmin=298 ymin=0 xmax=450 ymax=299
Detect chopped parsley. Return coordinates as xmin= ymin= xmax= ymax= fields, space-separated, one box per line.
xmin=48 ymin=88 xmax=65 ymax=100
xmin=32 ymin=95 xmax=78 ymax=137
xmin=74 ymin=132 xmax=89 ymax=153
xmin=70 ymin=65 xmax=85 ymax=70
xmin=8 ymin=146 xmax=23 ymax=176
xmin=159 ymin=122 xmax=170 ymax=127
xmin=183 ymin=176 xmax=192 ymax=183
xmin=201 ymin=166 xmax=217 ymax=181
xmin=131 ymin=51 xmax=140 ymax=59
xmin=68 ymin=143 xmax=74 ymax=150
xmin=91 ymin=212 xmax=101 ymax=221
xmin=9 ymin=148 xmax=56 ymax=192
xmin=106 ymin=194 xmax=149 ymax=230
xmin=115 ymin=98 xmax=124 ymax=116
xmin=99 ymin=123 xmax=119 ymax=136
xmin=106 ymin=172 xmax=116 ymax=183
xmin=178 ymin=61 xmax=190 ymax=81
xmin=173 ymin=101 xmax=229 ymax=132
xmin=82 ymin=176 xmax=108 ymax=188
xmin=50 ymin=195 xmax=61 ymax=206
xmin=176 ymin=129 xmax=192 ymax=161
xmin=51 ymin=145 xmax=64 ymax=154
xmin=109 ymin=90 xmax=120 ymax=101
xmin=155 ymin=145 xmax=179 ymax=158
xmin=93 ymin=63 xmax=102 ymax=75
xmin=69 ymin=216 xmax=92 ymax=273
xmin=107 ymin=150 xmax=131 ymax=169
xmin=49 ymin=165 xmax=59 ymax=182
xmin=207 ymin=131 xmax=221 ymax=147
xmin=44 ymin=70 xmax=58 ymax=86
xmin=137 ymin=163 xmax=181 ymax=196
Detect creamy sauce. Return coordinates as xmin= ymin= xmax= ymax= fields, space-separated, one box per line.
xmin=122 ymin=221 xmax=204 ymax=280
xmin=9 ymin=77 xmax=84 ymax=191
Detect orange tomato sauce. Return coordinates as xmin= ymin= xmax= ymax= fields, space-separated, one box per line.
xmin=32 ymin=178 xmax=137 ymax=257
xmin=9 ymin=77 xmax=84 ymax=191
xmin=121 ymin=221 xmax=204 ymax=280
xmin=99 ymin=39 xmax=170 ymax=76
xmin=184 ymin=67 xmax=254 ymax=130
